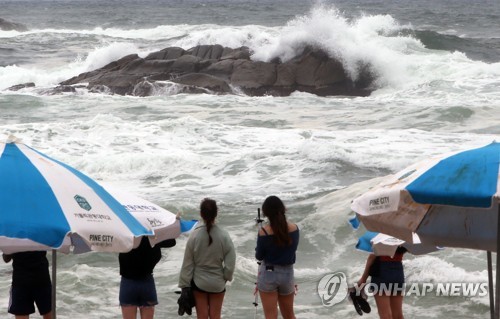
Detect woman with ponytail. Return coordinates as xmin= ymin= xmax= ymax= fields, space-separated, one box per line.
xmin=255 ymin=196 xmax=299 ymax=319
xmin=179 ymin=198 xmax=236 ymax=319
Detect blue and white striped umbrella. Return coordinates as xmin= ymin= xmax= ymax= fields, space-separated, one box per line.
xmin=351 ymin=141 xmax=500 ymax=318
xmin=0 ymin=139 xmax=180 ymax=254
xmin=351 ymin=141 xmax=500 ymax=251
xmin=356 ymin=231 xmax=440 ymax=257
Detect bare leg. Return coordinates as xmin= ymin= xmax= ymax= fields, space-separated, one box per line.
xmin=42 ymin=312 xmax=53 ymax=319
xmin=207 ymin=292 xmax=225 ymax=319
xmin=374 ymin=294 xmax=393 ymax=319
xmin=139 ymin=306 xmax=155 ymax=319
xmin=193 ymin=290 xmax=209 ymax=319
xmin=121 ymin=306 xmax=138 ymax=319
xmin=14 ymin=316 xmax=29 ymax=319
xmin=390 ymin=295 xmax=404 ymax=319
xmin=277 ymin=292 xmax=296 ymax=319
xmin=259 ymin=290 xmax=279 ymax=319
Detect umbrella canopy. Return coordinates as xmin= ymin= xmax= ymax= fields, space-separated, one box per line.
xmin=356 ymin=231 xmax=441 ymax=257
xmin=351 ymin=141 xmax=500 ymax=250
xmin=0 ymin=139 xmax=188 ymax=319
xmin=350 ymin=141 xmax=500 ymax=318
xmin=0 ymin=140 xmax=180 ymax=254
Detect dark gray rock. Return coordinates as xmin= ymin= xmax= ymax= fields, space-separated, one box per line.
xmin=172 ymin=73 xmax=232 ymax=94
xmin=122 ymin=59 xmax=174 ymax=75
xmin=170 ymin=55 xmax=202 ymax=75
xmin=54 ymin=44 xmax=375 ymax=97
xmin=200 ymin=59 xmax=235 ymax=81
xmin=61 ymin=54 xmax=139 ymax=86
xmin=221 ymin=47 xmax=251 ymax=60
xmin=231 ymin=60 xmax=277 ymax=96
xmin=40 ymin=85 xmax=77 ymax=95
xmin=145 ymin=47 xmax=186 ymax=60
xmin=89 ymin=74 xmax=145 ymax=96
xmin=7 ymin=82 xmax=35 ymax=91
xmin=0 ymin=18 xmax=28 ymax=32
xmin=187 ymin=44 xmax=225 ymax=60
xmin=275 ymin=63 xmax=297 ymax=87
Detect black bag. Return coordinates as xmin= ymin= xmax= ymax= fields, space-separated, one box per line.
xmin=177 ymin=287 xmax=195 ymax=316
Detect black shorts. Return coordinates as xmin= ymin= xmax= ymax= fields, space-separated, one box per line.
xmin=191 ymin=280 xmax=225 ymax=294
xmin=9 ymin=284 xmax=52 ymax=316
xmin=370 ymin=261 xmax=405 ymax=295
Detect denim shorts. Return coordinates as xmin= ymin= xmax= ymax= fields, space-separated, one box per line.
xmin=119 ymin=275 xmax=158 ymax=307
xmin=257 ymin=263 xmax=295 ymax=296
xmin=9 ymin=285 xmax=52 ymax=316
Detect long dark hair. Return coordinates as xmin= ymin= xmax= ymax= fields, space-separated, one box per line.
xmin=200 ymin=198 xmax=218 ymax=246
xmin=262 ymin=195 xmax=291 ymax=246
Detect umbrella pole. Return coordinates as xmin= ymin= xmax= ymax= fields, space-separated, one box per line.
xmin=496 ymin=204 xmax=500 ymax=319
xmin=52 ymin=250 xmax=57 ymax=319
xmin=488 ymin=251 xmax=494 ymax=319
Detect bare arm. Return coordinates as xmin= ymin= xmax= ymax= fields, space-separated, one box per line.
xmin=357 ymin=254 xmax=377 ymax=287
xmin=223 ymin=234 xmax=236 ymax=282
xmin=178 ymin=235 xmax=195 ymax=288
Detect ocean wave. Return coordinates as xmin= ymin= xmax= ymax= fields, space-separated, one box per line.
xmin=0 ymin=24 xmax=206 ymax=41
xmin=402 ymin=29 xmax=500 ymax=63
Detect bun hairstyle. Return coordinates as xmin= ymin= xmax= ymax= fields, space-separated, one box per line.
xmin=200 ymin=198 xmax=218 ymax=245
xmin=262 ymin=195 xmax=291 ymax=247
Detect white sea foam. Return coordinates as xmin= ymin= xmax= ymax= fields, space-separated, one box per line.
xmin=75 ymin=42 xmax=145 ymax=72
xmin=0 ymin=25 xmax=192 ymax=41
xmin=1 ymin=105 xmax=497 ymax=198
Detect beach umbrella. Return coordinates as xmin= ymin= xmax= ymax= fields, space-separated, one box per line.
xmin=350 ymin=141 xmax=500 ymax=318
xmin=356 ymin=231 xmax=441 ymax=257
xmin=0 ymin=139 xmax=183 ymax=318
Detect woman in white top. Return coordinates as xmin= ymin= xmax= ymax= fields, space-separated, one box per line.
xmin=179 ymin=198 xmax=236 ymax=319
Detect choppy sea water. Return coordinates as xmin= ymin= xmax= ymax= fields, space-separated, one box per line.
xmin=1 ymin=0 xmax=500 ymax=318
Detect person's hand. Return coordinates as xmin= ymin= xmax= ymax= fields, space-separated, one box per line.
xmin=2 ymin=254 xmax=12 ymax=263
xmin=357 ymin=278 xmax=367 ymax=289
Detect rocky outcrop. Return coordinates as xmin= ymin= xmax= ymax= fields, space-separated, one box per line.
xmin=7 ymin=82 xmax=35 ymax=91
xmin=0 ymin=18 xmax=28 ymax=32
xmin=60 ymin=44 xmax=375 ymax=97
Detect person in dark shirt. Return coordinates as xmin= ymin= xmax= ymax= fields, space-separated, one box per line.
xmin=3 ymin=251 xmax=52 ymax=319
xmin=255 ymin=196 xmax=299 ymax=319
xmin=357 ymin=246 xmax=407 ymax=319
xmin=118 ymin=237 xmax=176 ymax=319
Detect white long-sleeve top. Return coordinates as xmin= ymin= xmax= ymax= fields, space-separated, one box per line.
xmin=179 ymin=223 xmax=236 ymax=293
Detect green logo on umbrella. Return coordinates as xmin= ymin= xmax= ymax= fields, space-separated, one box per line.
xmin=74 ymin=195 xmax=92 ymax=211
